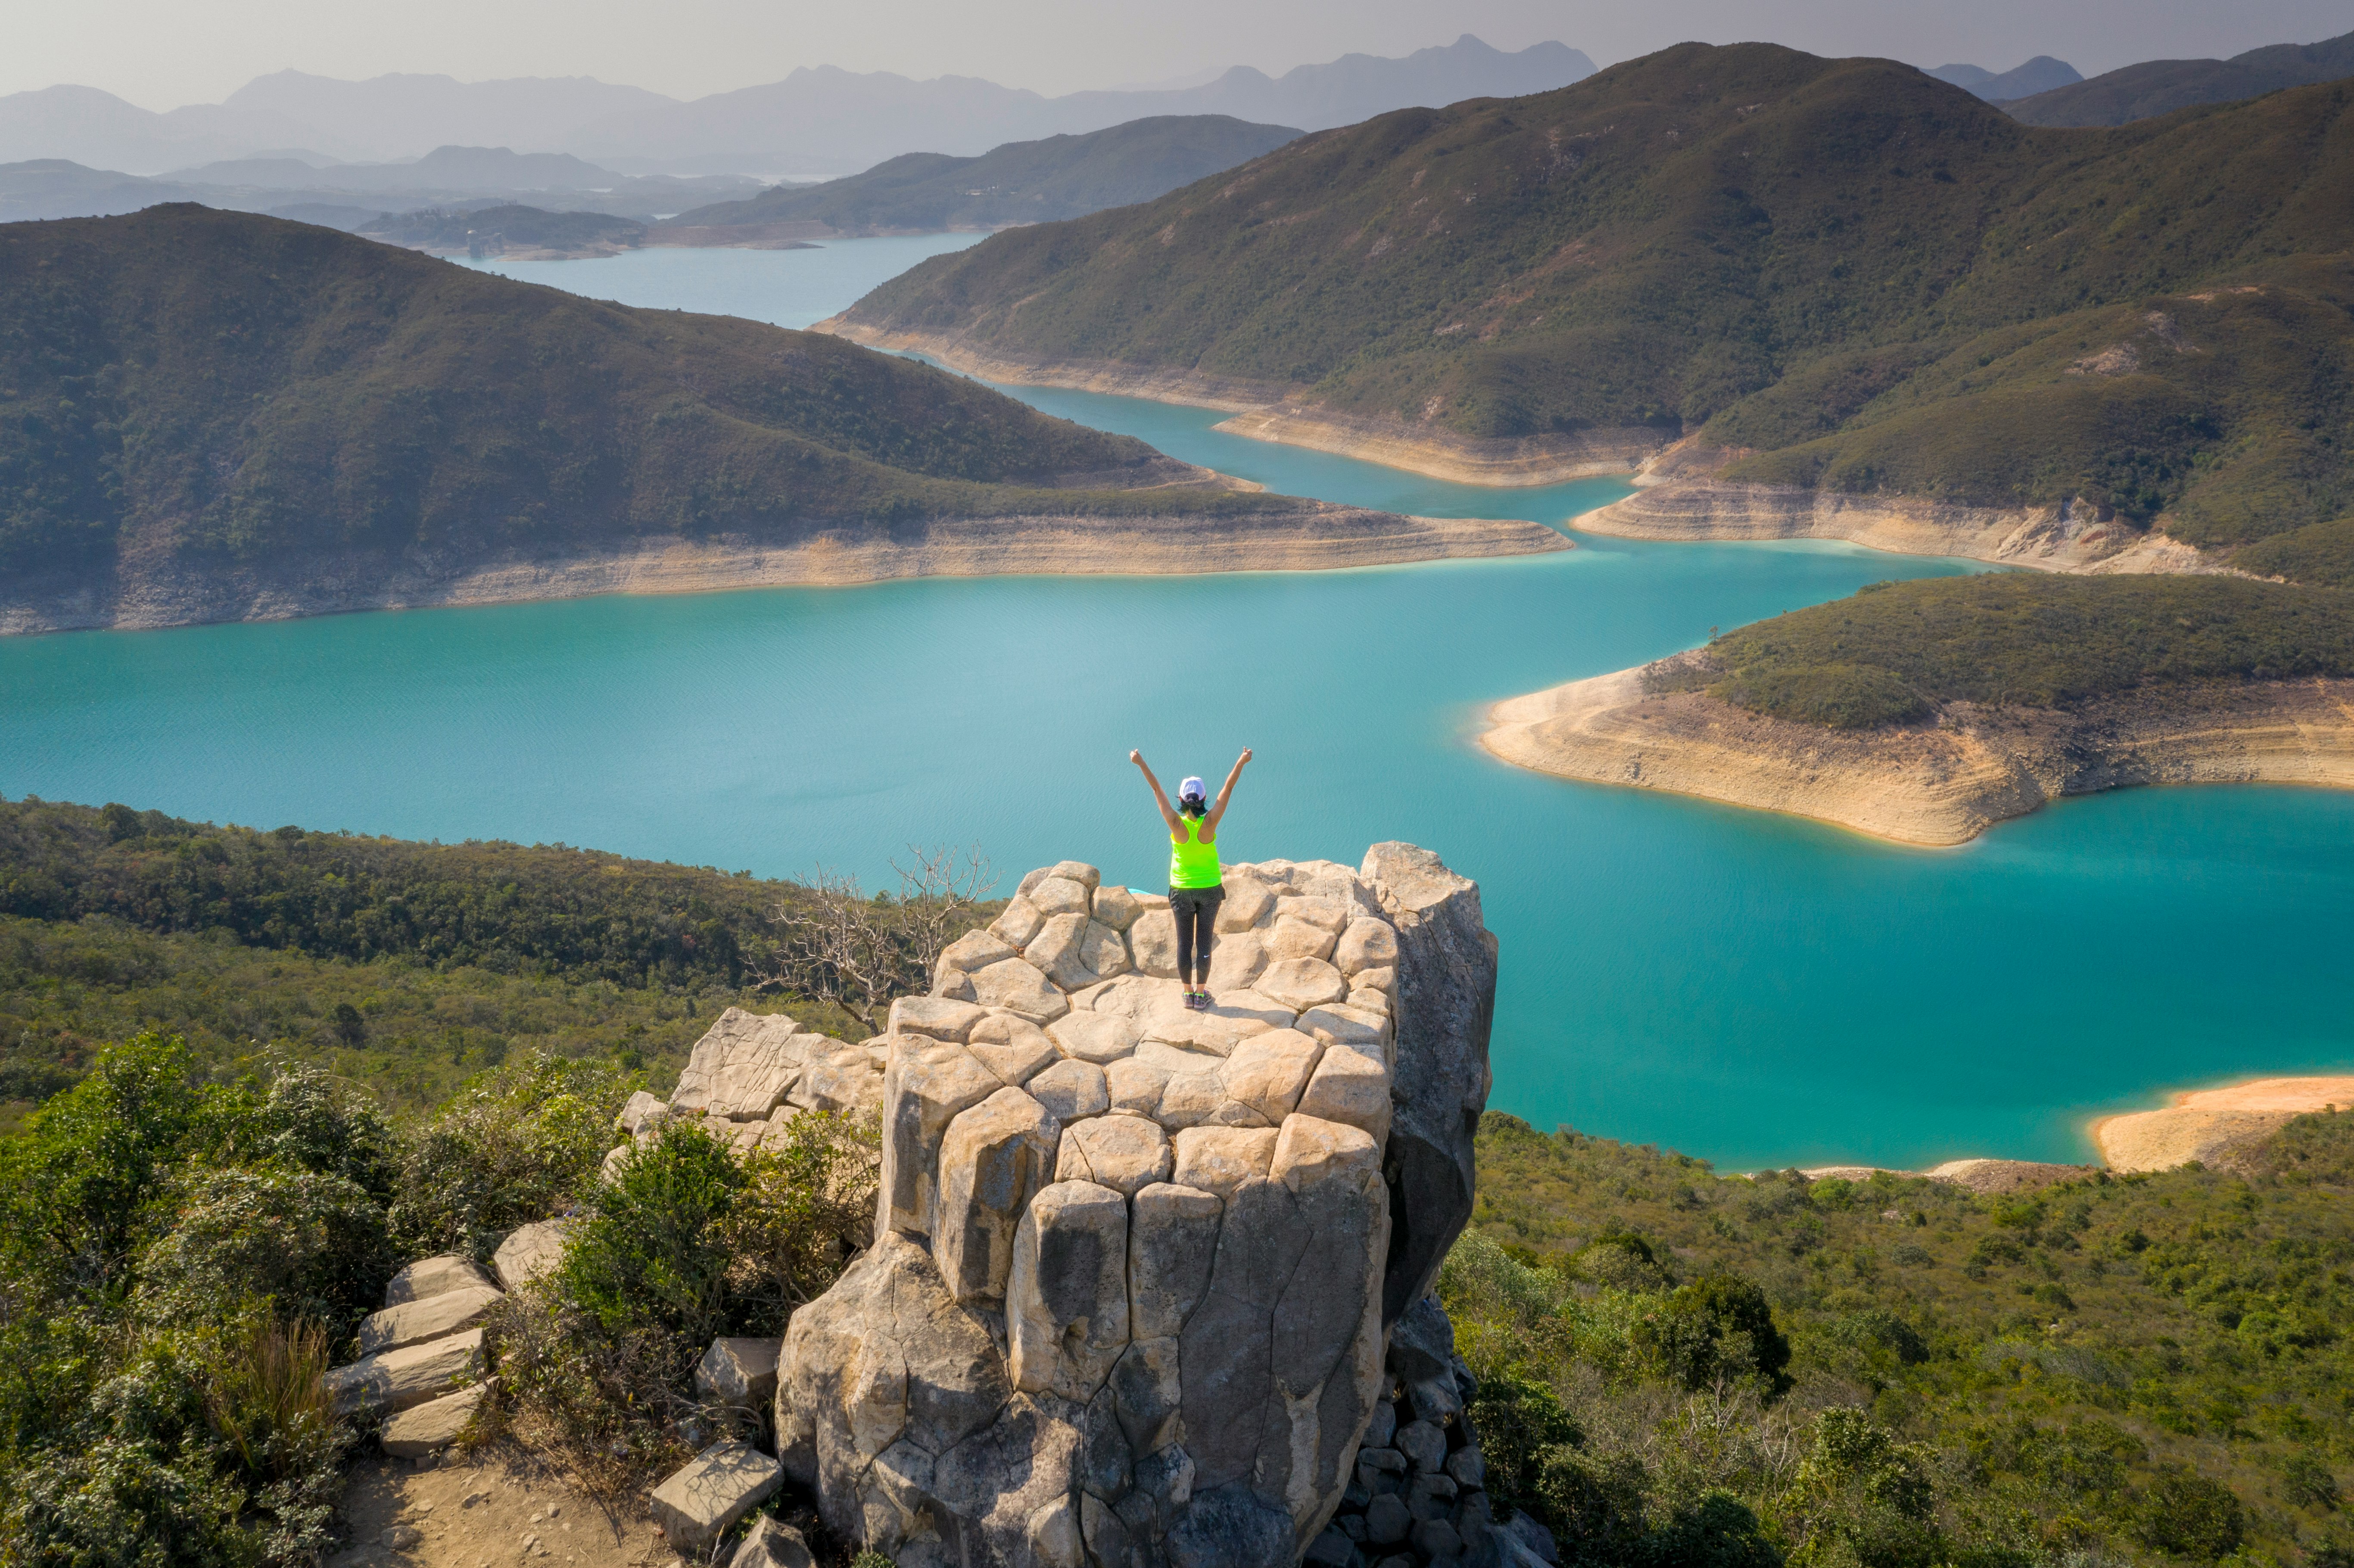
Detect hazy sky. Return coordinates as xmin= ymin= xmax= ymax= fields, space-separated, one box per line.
xmin=17 ymin=0 xmax=2354 ymax=110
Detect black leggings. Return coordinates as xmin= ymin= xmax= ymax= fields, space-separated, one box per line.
xmin=1168 ymin=887 xmax=1224 ymax=985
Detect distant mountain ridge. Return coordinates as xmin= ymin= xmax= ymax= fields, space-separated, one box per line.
xmin=0 ymin=36 xmax=1593 ymax=178
xmin=658 ymin=115 xmax=1302 ymax=237
xmin=1925 ymin=57 xmax=2083 ymax=100
xmin=2004 ymin=28 xmax=2354 ymax=126
xmin=825 ymin=42 xmax=2354 ymax=567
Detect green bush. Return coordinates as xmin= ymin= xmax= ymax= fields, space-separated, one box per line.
xmin=390 ymin=1052 xmax=638 ymax=1255
xmin=2133 ymin=1466 xmax=2247 ymax=1560
xmin=1635 ymin=1274 xmax=1792 ymax=1393
xmin=1465 ymin=1367 xmax=1582 ymax=1521
xmin=1709 ymin=663 xmax=1933 ymax=731
xmin=135 ymin=1166 xmax=392 ymax=1336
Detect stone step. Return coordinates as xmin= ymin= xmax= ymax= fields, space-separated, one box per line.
xmin=491 ymin=1219 xmax=573 ymax=1292
xmin=355 ymin=1283 xmax=504 ymax=1356
xmin=379 ymin=1383 xmax=485 ymax=1458
xmin=649 ymin=1440 xmax=782 ymax=1551
xmin=382 ymin=1253 xmax=495 ymax=1308
xmin=324 ymin=1328 xmax=483 ymax=1417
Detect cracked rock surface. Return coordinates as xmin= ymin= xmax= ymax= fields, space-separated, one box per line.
xmin=772 ymin=845 xmax=1497 ymax=1568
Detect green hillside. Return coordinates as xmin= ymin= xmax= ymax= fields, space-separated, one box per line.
xmin=2005 ymin=31 xmax=2354 ymax=127
xmin=0 ymin=205 xmax=1294 ymax=612
xmin=662 ymin=115 xmax=1301 ymax=236
xmin=1451 ymin=1111 xmax=2354 ymax=1568
xmin=839 ymin=44 xmax=2354 ymax=555
xmin=0 ymin=796 xmax=896 ymax=1116
xmin=1648 ymin=575 xmax=2354 ymax=728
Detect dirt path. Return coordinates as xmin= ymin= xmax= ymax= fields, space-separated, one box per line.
xmin=329 ymin=1444 xmax=677 ymax=1568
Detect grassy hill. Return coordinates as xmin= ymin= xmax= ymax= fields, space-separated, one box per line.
xmin=1451 ymin=1110 xmax=2354 ymax=1568
xmin=2005 ymin=30 xmax=2354 ymax=127
xmin=0 ymin=796 xmax=893 ymax=1117
xmin=660 ymin=115 xmax=1301 ymax=236
xmin=837 ymin=44 xmax=2354 ymax=555
xmin=0 ymin=205 xmax=1302 ymax=622
xmin=1647 ymin=575 xmax=2354 ymax=728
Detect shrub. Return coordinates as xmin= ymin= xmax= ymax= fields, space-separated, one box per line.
xmin=1638 ymin=1491 xmax=1783 ymax=1568
xmin=1466 ymin=1367 xmax=1582 ymax=1521
xmin=2132 ymin=1467 xmax=2246 ymax=1560
xmin=1536 ymin=1446 xmax=1650 ymax=1562
xmin=390 ymin=1052 xmax=637 ymax=1255
xmin=134 ymin=1166 xmax=393 ymax=1337
xmin=1711 ymin=662 xmax=1934 ymax=730
xmin=1636 ymin=1273 xmax=1792 ymax=1392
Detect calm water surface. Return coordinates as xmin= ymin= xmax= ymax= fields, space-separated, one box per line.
xmin=6 ymin=245 xmax=2349 ymax=1171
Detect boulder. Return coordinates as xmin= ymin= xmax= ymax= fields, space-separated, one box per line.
xmin=697 ymin=1336 xmax=783 ymax=1407
xmin=1030 ymin=876 xmax=1093 ymax=918
xmin=1008 ymin=1181 xmax=1130 ymax=1400
xmin=729 ymin=1515 xmax=818 ymax=1568
xmin=935 ymin=1087 xmax=1060 ymax=1303
xmin=890 ymin=996 xmax=988 ymax=1042
xmin=967 ymin=1012 xmax=1060 ymax=1085
xmin=382 ymin=1254 xmax=495 ymax=1308
xmin=616 ymin=1090 xmax=669 ymax=1136
xmin=1027 ymin=1058 xmax=1111 ymax=1123
xmin=1047 ymin=1011 xmax=1141 ymax=1065
xmin=879 ymin=1038 xmax=1005 ymax=1238
xmin=492 ymin=1220 xmax=572 ymax=1293
xmin=673 ymin=1008 xmax=808 ymax=1119
xmin=1128 ymin=908 xmax=1180 ymax=978
xmin=791 ymin=1040 xmax=885 ymax=1119
xmin=991 ymin=896 xmax=1049 ymax=950
xmin=940 ymin=929 xmax=1018 ymax=974
xmin=355 ymin=1283 xmax=503 ymax=1356
xmin=770 ymin=844 xmax=1492 ymax=1568
xmin=1215 ymin=881 xmax=1275 ymax=932
xmin=1056 ymin=1115 xmax=1174 ymax=1195
xmin=324 ymin=1328 xmax=484 ymax=1417
xmin=1218 ymin=1029 xmax=1323 ymax=1124
xmin=969 ymin=957 xmax=1071 ymax=1023
xmin=1092 ymin=886 xmax=1146 ymax=932
xmin=650 ymin=1440 xmax=784 ymax=1551
xmin=379 ymin=1383 xmax=483 ymax=1457
xmin=1361 ymin=842 xmax=1495 ymax=1326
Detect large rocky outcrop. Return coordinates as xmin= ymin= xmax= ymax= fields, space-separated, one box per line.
xmin=765 ymin=847 xmax=1497 ymax=1568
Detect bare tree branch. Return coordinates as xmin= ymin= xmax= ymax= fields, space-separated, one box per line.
xmin=751 ymin=846 xmax=997 ymax=1030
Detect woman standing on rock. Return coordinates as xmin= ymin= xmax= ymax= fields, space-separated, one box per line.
xmin=1129 ymin=747 xmax=1250 ymax=1010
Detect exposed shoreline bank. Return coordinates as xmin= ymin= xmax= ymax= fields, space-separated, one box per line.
xmin=814 ymin=317 xmax=1667 ymax=485
xmin=1 ymin=508 xmax=1570 ymax=636
xmin=1785 ymin=1075 xmax=2354 ymax=1192
xmin=1480 ymin=664 xmax=2354 ymax=847
xmin=1573 ymin=478 xmax=2226 ymax=575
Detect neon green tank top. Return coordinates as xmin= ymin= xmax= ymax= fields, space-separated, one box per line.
xmin=1169 ymin=815 xmax=1223 ymax=890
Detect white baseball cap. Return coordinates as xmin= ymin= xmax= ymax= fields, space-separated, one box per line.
xmin=1178 ymin=776 xmax=1207 ymax=800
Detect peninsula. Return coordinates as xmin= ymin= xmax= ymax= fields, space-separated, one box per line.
xmin=0 ymin=206 xmax=1564 ymax=635
xmin=1482 ymin=575 xmax=2354 ymax=844
xmin=822 ymin=42 xmax=2354 ymax=578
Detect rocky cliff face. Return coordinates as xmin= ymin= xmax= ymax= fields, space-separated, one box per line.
xmin=760 ymin=844 xmax=1496 ymax=1568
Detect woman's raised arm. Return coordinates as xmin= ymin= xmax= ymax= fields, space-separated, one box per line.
xmin=1205 ymin=748 xmax=1252 ymax=834
xmin=1131 ymin=750 xmax=1183 ymax=834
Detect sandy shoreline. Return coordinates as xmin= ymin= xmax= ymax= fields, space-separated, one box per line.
xmin=1572 ymin=479 xmax=2227 ymax=575
xmin=2 ymin=508 xmax=1569 ymax=635
xmin=814 ymin=317 xmax=1668 ymax=486
xmin=1479 ymin=664 xmax=2354 ymax=847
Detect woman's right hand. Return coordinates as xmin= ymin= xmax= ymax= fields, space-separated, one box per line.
xmin=1129 ymin=750 xmax=1143 ymax=765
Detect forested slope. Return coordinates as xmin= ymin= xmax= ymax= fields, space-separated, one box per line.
xmin=0 ymin=205 xmax=1303 ymax=626
xmin=835 ymin=44 xmax=2354 ymax=550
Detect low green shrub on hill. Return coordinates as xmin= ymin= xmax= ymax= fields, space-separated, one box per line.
xmin=1448 ymin=1110 xmax=2354 ymax=1568
xmin=1651 ymin=574 xmax=2354 ymax=727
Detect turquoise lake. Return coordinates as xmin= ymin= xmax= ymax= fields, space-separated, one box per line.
xmin=5 ymin=242 xmax=2351 ymax=1172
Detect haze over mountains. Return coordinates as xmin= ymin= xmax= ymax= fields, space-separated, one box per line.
xmin=0 ymin=35 xmax=1594 ymax=180
xmin=2005 ymin=27 xmax=2354 ymax=126
xmin=831 ymin=41 xmax=2354 ymax=572
xmin=1925 ymin=57 xmax=2083 ymax=100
